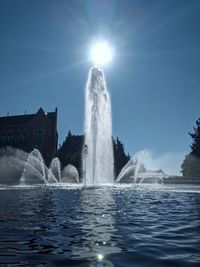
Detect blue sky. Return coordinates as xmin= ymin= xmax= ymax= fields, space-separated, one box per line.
xmin=0 ymin=0 xmax=200 ymax=174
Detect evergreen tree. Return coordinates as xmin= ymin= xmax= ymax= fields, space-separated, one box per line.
xmin=113 ymin=137 xmax=130 ymax=178
xmin=189 ymin=118 xmax=200 ymax=157
xmin=181 ymin=118 xmax=200 ymax=179
xmin=57 ymin=132 xmax=84 ymax=175
xmin=181 ymin=154 xmax=200 ymax=179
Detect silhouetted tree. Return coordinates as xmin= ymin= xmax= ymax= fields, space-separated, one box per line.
xmin=181 ymin=154 xmax=200 ymax=179
xmin=189 ymin=118 xmax=200 ymax=157
xmin=181 ymin=118 xmax=200 ymax=179
xmin=113 ymin=137 xmax=130 ymax=178
xmin=57 ymin=131 xmax=84 ymax=175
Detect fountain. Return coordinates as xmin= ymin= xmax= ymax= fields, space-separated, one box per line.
xmin=116 ymin=157 xmax=169 ymax=184
xmin=0 ymin=67 xmax=168 ymax=187
xmin=0 ymin=147 xmax=28 ymax=185
xmin=61 ymin=164 xmax=79 ymax=183
xmin=48 ymin=157 xmax=61 ymax=183
xmin=20 ymin=149 xmax=48 ymax=185
xmin=0 ymin=146 xmax=79 ymax=186
xmin=83 ymin=67 xmax=114 ymax=186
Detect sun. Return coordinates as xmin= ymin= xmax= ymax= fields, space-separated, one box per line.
xmin=89 ymin=41 xmax=113 ymax=66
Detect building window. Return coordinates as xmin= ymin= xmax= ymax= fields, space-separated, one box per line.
xmin=34 ymin=129 xmax=45 ymax=149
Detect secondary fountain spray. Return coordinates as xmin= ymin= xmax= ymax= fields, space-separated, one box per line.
xmin=83 ymin=67 xmax=114 ymax=186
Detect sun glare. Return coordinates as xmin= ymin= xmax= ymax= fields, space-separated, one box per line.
xmin=89 ymin=41 xmax=113 ymax=66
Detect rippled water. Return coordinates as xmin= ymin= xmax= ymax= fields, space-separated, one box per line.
xmin=0 ymin=184 xmax=200 ymax=266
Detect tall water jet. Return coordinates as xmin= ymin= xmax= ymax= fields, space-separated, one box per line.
xmin=83 ymin=67 xmax=114 ymax=186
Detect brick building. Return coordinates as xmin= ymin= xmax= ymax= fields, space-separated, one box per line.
xmin=0 ymin=108 xmax=58 ymax=164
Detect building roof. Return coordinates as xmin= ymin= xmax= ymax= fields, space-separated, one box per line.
xmin=0 ymin=108 xmax=57 ymax=126
xmin=0 ymin=114 xmax=34 ymax=126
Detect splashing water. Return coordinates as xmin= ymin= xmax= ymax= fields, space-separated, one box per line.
xmin=61 ymin=164 xmax=79 ymax=183
xmin=0 ymin=147 xmax=80 ymax=186
xmin=83 ymin=67 xmax=114 ymax=186
xmin=116 ymin=157 xmax=168 ymax=184
xmin=48 ymin=157 xmax=61 ymax=183
xmin=20 ymin=149 xmax=47 ymax=185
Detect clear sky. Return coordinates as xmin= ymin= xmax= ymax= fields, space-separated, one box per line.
xmin=0 ymin=0 xmax=200 ymax=175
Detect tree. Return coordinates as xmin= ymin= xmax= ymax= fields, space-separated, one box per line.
xmin=57 ymin=131 xmax=84 ymax=175
xmin=189 ymin=118 xmax=200 ymax=157
xmin=181 ymin=154 xmax=200 ymax=179
xmin=113 ymin=137 xmax=130 ymax=178
xmin=181 ymin=118 xmax=200 ymax=179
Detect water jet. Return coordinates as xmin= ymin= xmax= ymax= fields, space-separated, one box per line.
xmin=83 ymin=67 xmax=114 ymax=186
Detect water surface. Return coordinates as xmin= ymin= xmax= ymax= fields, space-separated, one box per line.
xmin=0 ymin=184 xmax=199 ymax=266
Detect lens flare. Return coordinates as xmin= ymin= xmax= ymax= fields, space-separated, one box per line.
xmin=89 ymin=41 xmax=113 ymax=66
